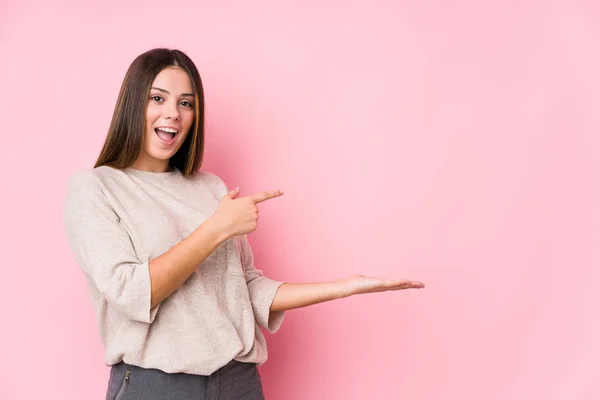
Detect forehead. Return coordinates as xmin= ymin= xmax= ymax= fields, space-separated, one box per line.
xmin=151 ymin=67 xmax=193 ymax=93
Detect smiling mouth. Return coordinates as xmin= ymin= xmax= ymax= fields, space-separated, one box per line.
xmin=155 ymin=127 xmax=179 ymax=144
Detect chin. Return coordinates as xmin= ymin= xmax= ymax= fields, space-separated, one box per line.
xmin=150 ymin=150 xmax=177 ymax=160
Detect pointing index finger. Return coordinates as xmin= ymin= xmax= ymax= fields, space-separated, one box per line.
xmin=250 ymin=190 xmax=284 ymax=204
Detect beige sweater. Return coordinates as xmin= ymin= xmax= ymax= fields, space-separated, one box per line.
xmin=63 ymin=166 xmax=285 ymax=375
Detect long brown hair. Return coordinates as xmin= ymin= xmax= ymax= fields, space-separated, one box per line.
xmin=94 ymin=48 xmax=205 ymax=177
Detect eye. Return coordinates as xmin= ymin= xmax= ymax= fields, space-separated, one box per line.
xmin=150 ymin=95 xmax=164 ymax=102
xmin=181 ymin=100 xmax=193 ymax=108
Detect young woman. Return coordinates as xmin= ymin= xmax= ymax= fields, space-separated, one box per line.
xmin=64 ymin=48 xmax=425 ymax=400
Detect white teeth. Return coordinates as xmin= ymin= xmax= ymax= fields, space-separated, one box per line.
xmin=156 ymin=127 xmax=178 ymax=134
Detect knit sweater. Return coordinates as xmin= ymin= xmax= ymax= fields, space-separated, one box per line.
xmin=63 ymin=165 xmax=285 ymax=375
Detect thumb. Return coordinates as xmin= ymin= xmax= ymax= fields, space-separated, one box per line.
xmin=226 ymin=186 xmax=241 ymax=200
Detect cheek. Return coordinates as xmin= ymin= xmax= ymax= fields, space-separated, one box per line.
xmin=182 ymin=110 xmax=195 ymax=130
xmin=146 ymin=105 xmax=161 ymax=124
xmin=144 ymin=109 xmax=158 ymax=144
xmin=144 ymin=128 xmax=155 ymax=148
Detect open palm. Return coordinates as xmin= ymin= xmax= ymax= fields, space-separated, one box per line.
xmin=341 ymin=274 xmax=425 ymax=297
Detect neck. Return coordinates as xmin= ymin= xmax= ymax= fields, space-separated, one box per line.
xmin=132 ymin=157 xmax=172 ymax=173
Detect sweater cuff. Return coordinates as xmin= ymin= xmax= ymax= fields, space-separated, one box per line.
xmin=142 ymin=262 xmax=160 ymax=323
xmin=108 ymin=261 xmax=159 ymax=324
xmin=249 ymin=278 xmax=286 ymax=333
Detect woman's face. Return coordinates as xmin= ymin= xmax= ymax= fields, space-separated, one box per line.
xmin=134 ymin=66 xmax=195 ymax=172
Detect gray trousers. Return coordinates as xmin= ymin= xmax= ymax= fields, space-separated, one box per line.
xmin=105 ymin=360 xmax=266 ymax=400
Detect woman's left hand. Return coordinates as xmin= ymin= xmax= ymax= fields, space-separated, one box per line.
xmin=270 ymin=274 xmax=425 ymax=312
xmin=339 ymin=274 xmax=425 ymax=297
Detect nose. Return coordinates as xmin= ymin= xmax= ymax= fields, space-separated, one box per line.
xmin=164 ymin=101 xmax=180 ymax=121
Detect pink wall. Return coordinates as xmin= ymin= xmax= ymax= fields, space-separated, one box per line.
xmin=2 ymin=1 xmax=599 ymax=399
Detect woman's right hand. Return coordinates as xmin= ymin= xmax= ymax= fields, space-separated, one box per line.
xmin=210 ymin=187 xmax=284 ymax=239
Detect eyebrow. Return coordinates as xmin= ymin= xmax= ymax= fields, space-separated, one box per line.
xmin=151 ymin=87 xmax=194 ymax=97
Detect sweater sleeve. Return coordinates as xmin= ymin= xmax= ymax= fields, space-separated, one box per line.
xmin=238 ymin=234 xmax=286 ymax=333
xmin=63 ymin=171 xmax=159 ymax=324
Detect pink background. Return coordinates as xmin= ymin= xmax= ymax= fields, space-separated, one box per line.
xmin=1 ymin=1 xmax=599 ymax=399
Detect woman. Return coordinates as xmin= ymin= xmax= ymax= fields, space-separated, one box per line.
xmin=64 ymin=48 xmax=424 ymax=400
